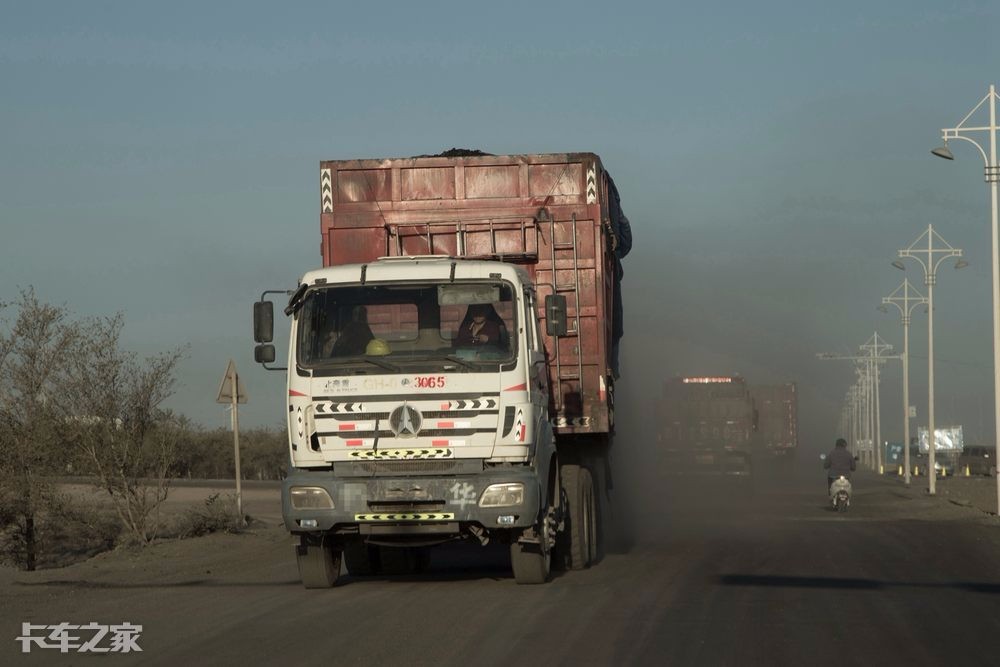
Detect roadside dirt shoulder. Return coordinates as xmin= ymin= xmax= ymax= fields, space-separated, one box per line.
xmin=6 ymin=521 xmax=291 ymax=590
xmin=889 ymin=473 xmax=1000 ymax=521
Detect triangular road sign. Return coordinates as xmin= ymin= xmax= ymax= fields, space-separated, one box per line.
xmin=216 ymin=359 xmax=248 ymax=404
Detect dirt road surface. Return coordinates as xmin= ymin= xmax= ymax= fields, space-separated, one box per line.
xmin=4 ymin=470 xmax=1000 ymax=666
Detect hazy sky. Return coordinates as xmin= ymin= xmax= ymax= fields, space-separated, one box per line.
xmin=3 ymin=1 xmax=1000 ymax=450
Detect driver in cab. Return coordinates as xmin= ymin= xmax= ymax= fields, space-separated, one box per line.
xmin=454 ymin=303 xmax=508 ymax=348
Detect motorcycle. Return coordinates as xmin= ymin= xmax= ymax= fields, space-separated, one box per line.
xmin=829 ymin=475 xmax=852 ymax=512
xmin=820 ymin=453 xmax=852 ymax=512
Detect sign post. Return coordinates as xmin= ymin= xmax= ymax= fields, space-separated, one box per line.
xmin=216 ymin=360 xmax=248 ymax=524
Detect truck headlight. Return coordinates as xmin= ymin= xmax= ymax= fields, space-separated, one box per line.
xmin=479 ymin=483 xmax=524 ymax=508
xmin=289 ymin=486 xmax=335 ymax=510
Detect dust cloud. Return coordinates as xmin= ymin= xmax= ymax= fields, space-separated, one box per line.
xmin=607 ymin=282 xmax=830 ymax=549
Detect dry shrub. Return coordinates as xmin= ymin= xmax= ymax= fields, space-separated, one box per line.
xmin=173 ymin=493 xmax=246 ymax=539
xmin=0 ymin=497 xmax=121 ymax=569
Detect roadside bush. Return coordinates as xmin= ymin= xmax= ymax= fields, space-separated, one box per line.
xmin=241 ymin=427 xmax=287 ymax=480
xmin=0 ymin=495 xmax=121 ymax=569
xmin=41 ymin=501 xmax=122 ymax=567
xmin=173 ymin=493 xmax=246 ymax=538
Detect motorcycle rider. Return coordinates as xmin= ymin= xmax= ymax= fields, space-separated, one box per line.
xmin=824 ymin=438 xmax=856 ymax=491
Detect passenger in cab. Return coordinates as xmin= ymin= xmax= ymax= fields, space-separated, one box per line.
xmin=328 ymin=306 xmax=374 ymax=357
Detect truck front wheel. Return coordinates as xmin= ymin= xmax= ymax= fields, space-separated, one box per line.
xmin=344 ymin=540 xmax=380 ymax=576
xmin=296 ymin=536 xmax=342 ymax=588
xmin=511 ymin=541 xmax=550 ymax=584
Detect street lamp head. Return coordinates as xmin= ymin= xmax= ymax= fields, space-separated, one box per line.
xmin=931 ymin=144 xmax=955 ymax=160
xmin=891 ymin=260 xmax=906 ymax=271
xmin=955 ymin=259 xmax=969 ymax=270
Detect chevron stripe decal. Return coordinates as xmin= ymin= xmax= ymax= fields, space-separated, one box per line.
xmin=447 ymin=398 xmax=497 ymax=411
xmin=321 ymin=168 xmax=333 ymax=213
xmin=315 ymin=402 xmax=365 ymax=414
xmin=586 ymin=166 xmax=597 ymax=204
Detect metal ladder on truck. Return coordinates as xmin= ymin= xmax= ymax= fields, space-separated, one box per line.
xmin=548 ymin=213 xmax=584 ymax=419
xmin=387 ymin=218 xmax=538 ymax=261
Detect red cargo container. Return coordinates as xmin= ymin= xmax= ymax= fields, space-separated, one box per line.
xmin=751 ymin=384 xmax=799 ymax=458
xmin=659 ymin=376 xmax=755 ymax=475
xmin=318 ymin=152 xmax=621 ymax=436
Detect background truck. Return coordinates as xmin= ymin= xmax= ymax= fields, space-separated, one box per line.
xmin=750 ymin=383 xmax=798 ymax=459
xmin=658 ymin=376 xmax=755 ymax=476
xmin=253 ymin=151 xmax=630 ymax=586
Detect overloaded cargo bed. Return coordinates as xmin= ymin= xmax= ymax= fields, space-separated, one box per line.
xmin=317 ymin=152 xmax=631 ymax=435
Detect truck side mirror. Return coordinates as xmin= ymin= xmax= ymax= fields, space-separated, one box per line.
xmin=545 ymin=294 xmax=568 ymax=337
xmin=254 ymin=344 xmax=276 ymax=364
xmin=253 ymin=301 xmax=274 ymax=343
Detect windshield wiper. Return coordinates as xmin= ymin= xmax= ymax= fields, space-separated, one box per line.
xmin=359 ymin=357 xmax=400 ymax=372
xmin=312 ymin=357 xmax=401 ymax=373
xmin=443 ymin=355 xmax=477 ymax=371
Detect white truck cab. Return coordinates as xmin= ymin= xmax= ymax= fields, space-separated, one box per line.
xmin=258 ymin=257 xmax=564 ymax=586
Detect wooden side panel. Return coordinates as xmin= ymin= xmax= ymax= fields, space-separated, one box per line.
xmin=338 ymin=169 xmax=391 ymax=203
xmin=401 ymin=167 xmax=456 ymax=201
xmin=465 ymin=165 xmax=520 ymax=199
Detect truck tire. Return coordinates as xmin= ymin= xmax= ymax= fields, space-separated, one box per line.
xmin=559 ymin=464 xmax=596 ymax=570
xmin=297 ymin=537 xmax=342 ymax=589
xmin=344 ymin=540 xmax=380 ymax=576
xmin=511 ymin=541 xmax=550 ymax=584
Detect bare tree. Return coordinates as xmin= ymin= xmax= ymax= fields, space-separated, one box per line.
xmin=63 ymin=314 xmax=187 ymax=545
xmin=0 ymin=289 xmax=80 ymax=570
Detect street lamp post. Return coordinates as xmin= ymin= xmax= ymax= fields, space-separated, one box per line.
xmin=932 ymin=84 xmax=1000 ymax=513
xmin=895 ymin=225 xmax=965 ymax=495
xmin=880 ymin=280 xmax=929 ymax=486
xmin=856 ymin=364 xmax=871 ymax=468
xmin=819 ymin=348 xmax=898 ymax=468
xmin=848 ymin=386 xmax=860 ymax=452
xmin=861 ymin=332 xmax=893 ymax=474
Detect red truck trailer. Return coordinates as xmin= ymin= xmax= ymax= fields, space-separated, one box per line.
xmin=658 ymin=376 xmax=755 ymax=475
xmin=253 ymin=151 xmax=630 ymax=586
xmin=751 ymin=384 xmax=798 ymax=459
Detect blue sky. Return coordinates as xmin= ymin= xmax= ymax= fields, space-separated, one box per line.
xmin=3 ymin=1 xmax=1000 ymax=449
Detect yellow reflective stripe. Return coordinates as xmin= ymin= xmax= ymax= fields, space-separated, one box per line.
xmin=354 ymin=513 xmax=456 ymax=522
xmin=348 ymin=448 xmax=454 ymax=460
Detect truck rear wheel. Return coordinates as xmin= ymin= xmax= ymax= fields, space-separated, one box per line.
xmin=296 ymin=537 xmax=342 ymax=588
xmin=559 ymin=464 xmax=597 ymax=570
xmin=511 ymin=541 xmax=550 ymax=584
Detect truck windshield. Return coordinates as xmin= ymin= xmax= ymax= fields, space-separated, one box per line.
xmin=296 ymin=281 xmax=517 ymax=372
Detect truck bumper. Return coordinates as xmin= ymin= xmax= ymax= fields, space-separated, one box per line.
xmin=282 ymin=466 xmax=541 ymax=536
